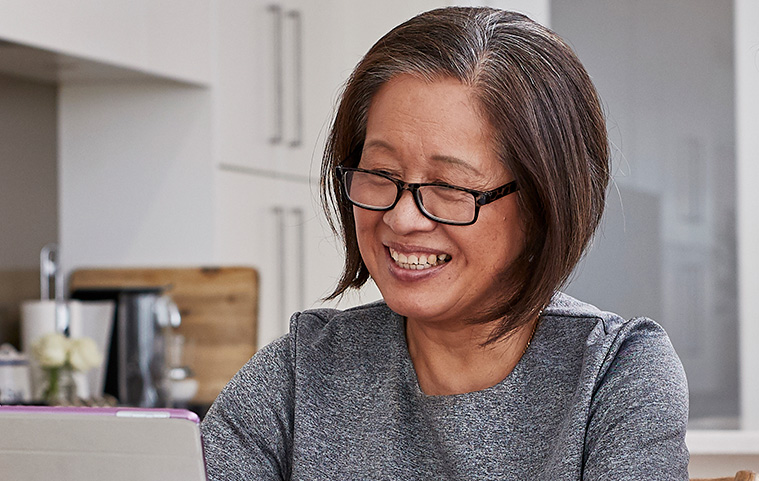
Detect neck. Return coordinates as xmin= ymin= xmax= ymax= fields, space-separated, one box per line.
xmin=405 ymin=316 xmax=537 ymax=396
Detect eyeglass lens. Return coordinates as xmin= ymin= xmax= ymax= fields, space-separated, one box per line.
xmin=343 ymin=170 xmax=476 ymax=224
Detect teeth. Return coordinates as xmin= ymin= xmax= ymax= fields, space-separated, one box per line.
xmin=388 ymin=248 xmax=451 ymax=270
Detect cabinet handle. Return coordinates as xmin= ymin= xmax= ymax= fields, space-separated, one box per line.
xmin=273 ymin=206 xmax=286 ymax=327
xmin=268 ymin=4 xmax=284 ymax=145
xmin=291 ymin=207 xmax=305 ymax=310
xmin=287 ymin=10 xmax=303 ymax=148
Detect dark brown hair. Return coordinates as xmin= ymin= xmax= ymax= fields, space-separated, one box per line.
xmin=321 ymin=7 xmax=609 ymax=342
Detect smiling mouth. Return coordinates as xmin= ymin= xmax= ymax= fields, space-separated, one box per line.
xmin=388 ymin=247 xmax=451 ymax=270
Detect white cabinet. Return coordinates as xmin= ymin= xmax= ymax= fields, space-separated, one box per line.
xmin=213 ymin=0 xmax=282 ymax=176
xmin=141 ymin=1 xmax=213 ymax=84
xmin=214 ymin=0 xmax=343 ymax=179
xmin=213 ymin=0 xmax=447 ymax=179
xmin=0 ymin=0 xmax=211 ymax=85
xmin=214 ymin=171 xmax=309 ymax=345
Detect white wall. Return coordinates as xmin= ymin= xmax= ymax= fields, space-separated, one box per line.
xmin=737 ymin=0 xmax=759 ymax=431
xmin=451 ymin=1 xmax=548 ymax=25
xmin=58 ymin=82 xmax=216 ymax=274
xmin=0 ymin=74 xmax=57 ymax=269
xmin=488 ymin=0 xmax=548 ymax=25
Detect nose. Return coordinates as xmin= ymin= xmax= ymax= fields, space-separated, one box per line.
xmin=382 ymin=190 xmax=436 ymax=234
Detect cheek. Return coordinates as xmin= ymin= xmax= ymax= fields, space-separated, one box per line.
xmin=500 ymin=196 xmax=526 ymax=242
xmin=353 ymin=208 xmax=383 ymax=257
xmin=353 ymin=207 xmax=373 ymax=237
xmin=505 ymin=212 xmax=527 ymax=256
xmin=474 ymin=205 xmax=526 ymax=266
xmin=511 ymin=210 xmax=528 ymax=257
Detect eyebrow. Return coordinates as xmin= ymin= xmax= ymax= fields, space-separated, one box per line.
xmin=362 ymin=139 xmax=483 ymax=176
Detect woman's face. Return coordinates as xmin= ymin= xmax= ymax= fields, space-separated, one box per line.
xmin=354 ymin=74 xmax=526 ymax=328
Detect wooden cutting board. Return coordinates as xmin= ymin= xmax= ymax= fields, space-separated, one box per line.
xmin=69 ymin=266 xmax=258 ymax=405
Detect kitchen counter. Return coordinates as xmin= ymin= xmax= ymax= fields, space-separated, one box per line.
xmin=687 ymin=430 xmax=759 ymax=477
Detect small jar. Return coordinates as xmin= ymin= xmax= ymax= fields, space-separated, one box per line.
xmin=39 ymin=366 xmax=77 ymax=405
xmin=0 ymin=343 xmax=32 ymax=404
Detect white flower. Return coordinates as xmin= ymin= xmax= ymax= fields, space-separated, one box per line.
xmin=32 ymin=332 xmax=70 ymax=368
xmin=68 ymin=337 xmax=103 ymax=372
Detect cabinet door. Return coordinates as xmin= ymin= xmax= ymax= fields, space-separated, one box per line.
xmin=215 ymin=171 xmax=330 ymax=346
xmin=283 ymin=0 xmax=451 ymax=178
xmin=285 ymin=0 xmax=343 ymax=180
xmin=214 ymin=0 xmax=459 ymax=179
xmin=214 ymin=0 xmax=339 ymax=179
xmin=214 ymin=0 xmax=283 ymax=175
xmin=215 ymin=171 xmax=295 ymax=346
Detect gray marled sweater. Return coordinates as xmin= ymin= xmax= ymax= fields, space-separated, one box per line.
xmin=201 ymin=293 xmax=689 ymax=480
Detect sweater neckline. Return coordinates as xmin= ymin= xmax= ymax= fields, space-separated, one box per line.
xmin=391 ymin=312 xmax=540 ymax=401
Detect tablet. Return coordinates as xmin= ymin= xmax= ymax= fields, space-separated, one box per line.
xmin=0 ymin=406 xmax=207 ymax=481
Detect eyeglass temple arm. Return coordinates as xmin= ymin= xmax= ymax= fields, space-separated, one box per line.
xmin=477 ymin=181 xmax=519 ymax=205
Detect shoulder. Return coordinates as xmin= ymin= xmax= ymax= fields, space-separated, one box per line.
xmin=205 ymin=334 xmax=296 ymax=418
xmin=201 ymin=301 xmax=398 ymax=475
xmin=543 ymin=292 xmax=680 ymax=363
xmin=288 ymin=300 xmax=401 ymax=351
xmin=540 ymin=292 xmax=687 ymax=422
xmin=212 ymin=300 xmax=397 ymax=387
xmin=290 ymin=299 xmax=396 ymax=329
xmin=285 ymin=301 xmax=406 ymax=383
xmin=543 ymin=293 xmax=689 ymax=479
xmin=551 ymin=294 xmax=688 ymax=476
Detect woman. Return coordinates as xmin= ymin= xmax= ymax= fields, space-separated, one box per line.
xmin=202 ymin=7 xmax=689 ymax=480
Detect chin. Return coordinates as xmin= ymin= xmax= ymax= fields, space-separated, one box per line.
xmin=381 ymin=295 xmax=451 ymax=324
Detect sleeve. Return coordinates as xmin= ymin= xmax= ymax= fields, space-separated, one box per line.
xmin=200 ymin=334 xmax=296 ymax=481
xmin=582 ymin=318 xmax=689 ymax=481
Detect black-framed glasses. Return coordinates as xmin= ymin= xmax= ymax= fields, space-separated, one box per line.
xmin=336 ymin=166 xmax=519 ymax=226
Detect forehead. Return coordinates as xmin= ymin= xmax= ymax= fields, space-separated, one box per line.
xmin=362 ymin=74 xmax=504 ymax=179
xmin=366 ymin=74 xmax=490 ymax=136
